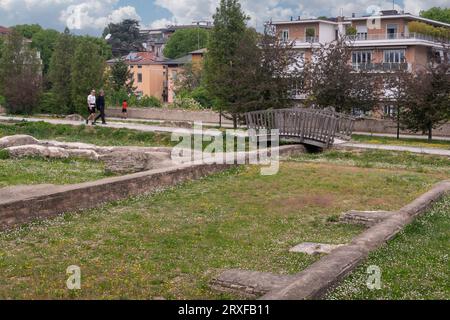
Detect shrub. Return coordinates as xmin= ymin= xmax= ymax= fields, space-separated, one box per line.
xmin=346 ymin=26 xmax=357 ymax=36
xmin=38 ymin=92 xmax=60 ymax=114
xmin=0 ymin=149 xmax=9 ymax=159
xmin=0 ymin=95 xmax=5 ymax=106
xmin=408 ymin=21 xmax=450 ymax=39
xmin=138 ymin=95 xmax=162 ymax=108
xmin=172 ymin=97 xmax=203 ymax=110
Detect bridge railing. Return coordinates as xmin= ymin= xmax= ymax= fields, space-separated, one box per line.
xmin=245 ymin=108 xmax=355 ymax=148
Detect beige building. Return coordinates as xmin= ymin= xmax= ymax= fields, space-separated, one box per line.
xmin=108 ymin=49 xmax=206 ymax=104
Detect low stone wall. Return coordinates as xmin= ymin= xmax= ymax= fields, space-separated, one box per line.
xmin=106 ymin=107 xmax=233 ymax=125
xmin=0 ymin=145 xmax=306 ymax=230
xmin=354 ymin=118 xmax=450 ymax=136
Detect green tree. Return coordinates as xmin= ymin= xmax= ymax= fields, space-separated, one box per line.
xmin=70 ymin=39 xmax=105 ymax=115
xmin=420 ymin=7 xmax=450 ymax=24
xmin=0 ymin=30 xmax=42 ymax=114
xmin=103 ymin=19 xmax=144 ymax=57
xmin=163 ymin=28 xmax=210 ymax=59
xmin=204 ymin=0 xmax=249 ymax=127
xmin=108 ymin=58 xmax=135 ymax=93
xmin=48 ymin=29 xmax=76 ymax=114
xmin=13 ymin=24 xmax=43 ymax=39
xmin=31 ymin=28 xmax=60 ymax=74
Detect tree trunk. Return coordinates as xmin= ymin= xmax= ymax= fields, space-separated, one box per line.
xmin=396 ymin=109 xmax=400 ymax=140
xmin=428 ymin=125 xmax=433 ymax=142
xmin=233 ymin=114 xmax=237 ymax=130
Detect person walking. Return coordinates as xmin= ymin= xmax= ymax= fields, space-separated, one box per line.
xmin=86 ymin=90 xmax=96 ymax=125
xmin=93 ymin=90 xmax=107 ymax=125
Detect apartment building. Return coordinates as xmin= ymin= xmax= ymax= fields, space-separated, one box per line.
xmin=107 ymin=49 xmax=206 ymax=103
xmin=273 ymin=10 xmax=450 ymax=116
xmin=140 ymin=22 xmax=212 ymax=59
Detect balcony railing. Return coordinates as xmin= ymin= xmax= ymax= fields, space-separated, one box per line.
xmin=347 ymin=32 xmax=449 ymax=44
xmin=292 ymin=36 xmax=319 ymax=44
xmin=352 ymin=62 xmax=409 ymax=71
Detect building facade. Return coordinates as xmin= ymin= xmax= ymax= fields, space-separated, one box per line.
xmin=273 ymin=10 xmax=450 ymax=116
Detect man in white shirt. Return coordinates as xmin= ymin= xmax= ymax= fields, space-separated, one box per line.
xmin=86 ymin=90 xmax=97 ymax=125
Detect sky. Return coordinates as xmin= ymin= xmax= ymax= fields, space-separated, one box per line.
xmin=0 ymin=0 xmax=448 ymax=35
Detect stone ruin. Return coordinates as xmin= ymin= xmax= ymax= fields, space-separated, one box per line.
xmin=0 ymin=134 xmax=176 ymax=174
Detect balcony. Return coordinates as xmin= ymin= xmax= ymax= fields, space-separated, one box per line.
xmin=348 ymin=32 xmax=449 ymax=45
xmin=292 ymin=36 xmax=319 ymax=45
xmin=352 ymin=62 xmax=410 ymax=72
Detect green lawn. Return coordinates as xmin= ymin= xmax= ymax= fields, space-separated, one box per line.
xmin=0 ymin=121 xmax=175 ymax=147
xmin=326 ymin=196 xmax=450 ymax=300
xmin=0 ymin=156 xmax=113 ymax=188
xmin=0 ymin=150 xmax=446 ymax=299
xmin=352 ymin=134 xmax=450 ymax=150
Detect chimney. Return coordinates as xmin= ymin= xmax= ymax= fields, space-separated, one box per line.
xmin=290 ymin=16 xmax=293 ymax=21
xmin=352 ymin=13 xmax=356 ymax=18
xmin=298 ymin=16 xmax=301 ymax=21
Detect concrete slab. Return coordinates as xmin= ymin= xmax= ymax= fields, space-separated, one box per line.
xmin=289 ymin=243 xmax=345 ymax=255
xmin=340 ymin=210 xmax=396 ymax=227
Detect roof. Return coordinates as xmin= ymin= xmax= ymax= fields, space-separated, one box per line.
xmin=347 ymin=13 xmax=450 ymax=28
xmin=107 ymin=51 xmax=166 ymax=65
xmin=272 ymin=19 xmax=339 ymax=26
xmin=164 ymin=54 xmax=193 ymax=66
xmin=0 ymin=26 xmax=11 ymax=34
xmin=189 ymin=48 xmax=207 ymax=55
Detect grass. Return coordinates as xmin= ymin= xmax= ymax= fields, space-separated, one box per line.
xmin=0 ymin=154 xmax=445 ymax=300
xmin=352 ymin=134 xmax=450 ymax=150
xmin=326 ymin=196 xmax=450 ymax=300
xmin=0 ymin=157 xmax=113 ymax=188
xmin=290 ymin=149 xmax=450 ymax=175
xmin=0 ymin=121 xmax=175 ymax=147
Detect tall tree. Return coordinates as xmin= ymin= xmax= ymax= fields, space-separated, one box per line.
xmin=164 ymin=28 xmax=210 ymax=59
xmin=31 ymin=28 xmax=60 ymax=75
xmin=304 ymin=38 xmax=378 ymax=114
xmin=48 ymin=29 xmax=76 ymax=114
xmin=108 ymin=58 xmax=135 ymax=93
xmin=70 ymin=39 xmax=105 ymax=115
xmin=204 ymin=0 xmax=249 ymax=127
xmin=0 ymin=30 xmax=42 ymax=114
xmin=420 ymin=7 xmax=450 ymax=24
xmin=401 ymin=47 xmax=450 ymax=141
xmin=13 ymin=24 xmax=43 ymax=39
xmin=103 ymin=19 xmax=144 ymax=57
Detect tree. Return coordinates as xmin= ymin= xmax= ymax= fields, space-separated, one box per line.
xmin=420 ymin=7 xmax=450 ymax=24
xmin=204 ymin=0 xmax=249 ymax=127
xmin=48 ymin=29 xmax=76 ymax=114
xmin=13 ymin=24 xmax=43 ymax=39
xmin=304 ymin=38 xmax=378 ymax=114
xmin=103 ymin=19 xmax=144 ymax=57
xmin=108 ymin=58 xmax=135 ymax=93
xmin=0 ymin=30 xmax=42 ymax=114
xmin=400 ymin=47 xmax=450 ymax=141
xmin=70 ymin=39 xmax=105 ymax=115
xmin=31 ymin=28 xmax=60 ymax=75
xmin=164 ymin=28 xmax=210 ymax=59
xmin=384 ymin=68 xmax=415 ymax=139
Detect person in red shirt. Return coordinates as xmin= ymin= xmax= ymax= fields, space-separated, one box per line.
xmin=122 ymin=99 xmax=128 ymax=119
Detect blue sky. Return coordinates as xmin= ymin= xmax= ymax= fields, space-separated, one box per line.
xmin=0 ymin=0 xmax=446 ymax=35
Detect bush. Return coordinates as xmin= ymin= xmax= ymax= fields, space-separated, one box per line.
xmin=0 ymin=149 xmax=9 ymax=159
xmin=139 ymin=95 xmax=162 ymax=108
xmin=38 ymin=92 xmax=60 ymax=114
xmin=0 ymin=95 xmax=5 ymax=106
xmin=172 ymin=97 xmax=203 ymax=110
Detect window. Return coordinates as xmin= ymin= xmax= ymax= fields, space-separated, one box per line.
xmin=305 ymin=27 xmax=316 ymax=41
xmin=386 ymin=24 xmax=398 ymax=39
xmin=384 ymin=105 xmax=396 ymax=117
xmin=138 ymin=65 xmax=142 ymax=69
xmin=384 ymin=50 xmax=405 ymax=63
xmin=171 ymin=71 xmax=178 ymax=81
xmin=352 ymin=51 xmax=372 ymax=65
xmin=137 ymin=73 xmax=143 ymax=83
xmin=281 ymin=30 xmax=289 ymax=42
xmin=356 ymin=25 xmax=368 ymax=40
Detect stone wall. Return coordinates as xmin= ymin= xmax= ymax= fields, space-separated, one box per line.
xmin=106 ymin=107 xmax=233 ymax=125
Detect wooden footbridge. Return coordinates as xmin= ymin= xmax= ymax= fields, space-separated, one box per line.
xmin=245 ymin=108 xmax=355 ymax=148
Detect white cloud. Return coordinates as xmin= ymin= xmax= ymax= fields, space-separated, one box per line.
xmin=153 ymin=0 xmax=450 ymax=28
xmin=0 ymin=0 xmax=141 ymax=32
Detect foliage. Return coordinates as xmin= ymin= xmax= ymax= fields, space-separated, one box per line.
xmin=103 ymin=19 xmax=144 ymax=57
xmin=408 ymin=21 xmax=450 ymax=40
xmin=139 ymin=95 xmax=162 ymax=108
xmin=346 ymin=26 xmax=357 ymax=36
xmin=400 ymin=47 xmax=450 ymax=141
xmin=70 ymin=40 xmax=105 ymax=115
xmin=108 ymin=58 xmax=135 ymax=93
xmin=163 ymin=28 xmax=210 ymax=59
xmin=174 ymin=62 xmax=203 ymax=92
xmin=37 ymin=92 xmax=60 ymax=114
xmin=48 ymin=30 xmax=76 ymax=114
xmin=420 ymin=7 xmax=450 ymax=24
xmin=303 ymin=38 xmax=378 ymax=114
xmin=106 ymin=89 xmax=162 ymax=108
xmin=172 ymin=97 xmax=203 ymax=110
xmin=30 ymin=29 xmax=60 ymax=74
xmin=0 ymin=30 xmax=42 ymax=114
xmin=13 ymin=24 xmax=43 ymax=39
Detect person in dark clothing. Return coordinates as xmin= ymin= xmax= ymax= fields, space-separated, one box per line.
xmin=93 ymin=90 xmax=107 ymax=125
